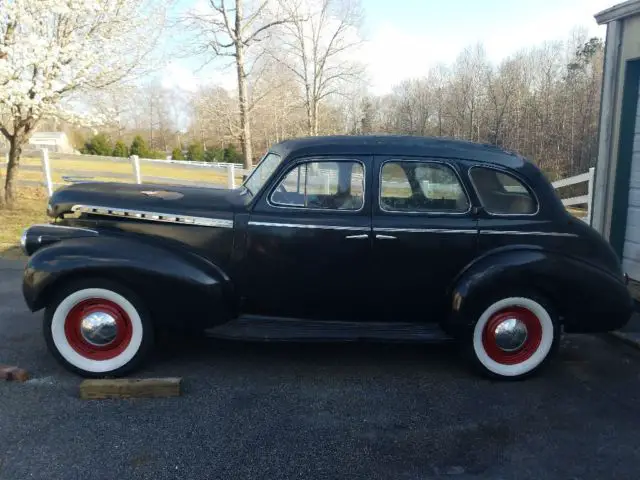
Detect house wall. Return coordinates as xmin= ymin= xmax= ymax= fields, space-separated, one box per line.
xmin=595 ymin=15 xmax=640 ymax=242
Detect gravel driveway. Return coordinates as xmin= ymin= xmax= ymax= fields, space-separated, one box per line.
xmin=2 ymin=259 xmax=640 ymax=479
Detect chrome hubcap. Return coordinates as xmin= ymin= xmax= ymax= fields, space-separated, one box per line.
xmin=80 ymin=312 xmax=118 ymax=346
xmin=494 ymin=318 xmax=528 ymax=352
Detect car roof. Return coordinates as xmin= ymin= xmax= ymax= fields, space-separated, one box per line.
xmin=269 ymin=135 xmax=527 ymax=169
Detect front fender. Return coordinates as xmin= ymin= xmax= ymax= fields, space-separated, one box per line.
xmin=23 ymin=232 xmax=235 ymax=329
xmin=447 ymin=246 xmax=633 ymax=335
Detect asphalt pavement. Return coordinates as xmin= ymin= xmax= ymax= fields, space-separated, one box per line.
xmin=2 ymin=259 xmax=640 ymax=479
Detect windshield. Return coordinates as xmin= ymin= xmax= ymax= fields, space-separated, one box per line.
xmin=243 ymin=152 xmax=283 ymax=195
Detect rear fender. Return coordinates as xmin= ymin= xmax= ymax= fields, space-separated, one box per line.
xmin=447 ymin=246 xmax=633 ymax=335
xmin=23 ymin=232 xmax=236 ymax=330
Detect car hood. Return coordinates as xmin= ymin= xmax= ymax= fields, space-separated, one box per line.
xmin=47 ymin=182 xmax=249 ymax=219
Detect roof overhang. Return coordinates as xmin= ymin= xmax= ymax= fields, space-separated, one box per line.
xmin=596 ymin=0 xmax=640 ymax=24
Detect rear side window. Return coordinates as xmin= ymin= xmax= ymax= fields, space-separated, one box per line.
xmin=380 ymin=161 xmax=469 ymax=213
xmin=470 ymin=167 xmax=537 ymax=215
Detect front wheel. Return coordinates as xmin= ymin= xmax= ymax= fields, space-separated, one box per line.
xmin=467 ymin=295 xmax=559 ymax=379
xmin=44 ymin=279 xmax=154 ymax=378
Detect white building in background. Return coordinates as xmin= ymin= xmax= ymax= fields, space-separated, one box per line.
xmin=27 ymin=132 xmax=74 ymax=153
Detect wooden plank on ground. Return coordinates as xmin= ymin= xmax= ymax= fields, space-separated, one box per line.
xmin=79 ymin=377 xmax=182 ymax=400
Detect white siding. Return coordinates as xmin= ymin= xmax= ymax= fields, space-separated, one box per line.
xmin=622 ymin=87 xmax=640 ymax=280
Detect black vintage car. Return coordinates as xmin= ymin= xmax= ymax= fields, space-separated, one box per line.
xmin=20 ymin=136 xmax=633 ymax=379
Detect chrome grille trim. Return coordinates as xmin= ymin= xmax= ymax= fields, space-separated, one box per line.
xmin=71 ymin=205 xmax=234 ymax=228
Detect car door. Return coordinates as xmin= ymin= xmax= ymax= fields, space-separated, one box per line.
xmin=370 ymin=156 xmax=479 ymax=323
xmin=242 ymin=156 xmax=373 ymax=321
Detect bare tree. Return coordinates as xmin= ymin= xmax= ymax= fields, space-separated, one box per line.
xmin=183 ymin=0 xmax=291 ymax=168
xmin=277 ymin=0 xmax=364 ymax=135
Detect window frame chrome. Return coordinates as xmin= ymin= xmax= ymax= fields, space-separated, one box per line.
xmin=377 ymin=158 xmax=472 ymax=216
xmin=468 ymin=164 xmax=540 ymax=217
xmin=266 ymin=157 xmax=367 ymax=213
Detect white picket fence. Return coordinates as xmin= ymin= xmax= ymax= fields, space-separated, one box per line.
xmin=552 ymin=167 xmax=595 ymax=224
xmin=0 ymin=148 xmax=247 ymax=194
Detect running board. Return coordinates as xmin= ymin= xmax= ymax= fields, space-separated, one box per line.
xmin=205 ymin=316 xmax=453 ymax=342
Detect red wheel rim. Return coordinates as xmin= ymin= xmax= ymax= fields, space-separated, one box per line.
xmin=64 ymin=298 xmax=133 ymax=360
xmin=482 ymin=307 xmax=542 ymax=365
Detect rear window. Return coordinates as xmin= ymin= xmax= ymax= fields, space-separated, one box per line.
xmin=470 ymin=167 xmax=537 ymax=215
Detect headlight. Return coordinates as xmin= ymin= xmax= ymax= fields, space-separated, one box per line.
xmin=20 ymin=228 xmax=29 ymax=255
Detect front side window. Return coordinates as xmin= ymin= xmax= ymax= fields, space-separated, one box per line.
xmin=270 ymin=160 xmax=364 ymax=211
xmin=469 ymin=167 xmax=537 ymax=215
xmin=380 ymin=161 xmax=469 ymax=213
xmin=243 ymin=152 xmax=283 ymax=195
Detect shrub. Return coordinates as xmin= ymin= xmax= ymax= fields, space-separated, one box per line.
xmin=224 ymin=144 xmax=242 ymax=164
xmin=129 ymin=135 xmax=149 ymax=158
xmin=147 ymin=150 xmax=167 ymax=159
xmin=186 ymin=143 xmax=204 ymax=161
xmin=112 ymin=141 xmax=129 ymax=158
xmin=81 ymin=133 xmax=112 ymax=156
xmin=171 ymin=147 xmax=185 ymax=160
xmin=204 ymin=148 xmax=223 ymax=162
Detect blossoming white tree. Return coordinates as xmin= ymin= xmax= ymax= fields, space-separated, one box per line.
xmin=0 ymin=0 xmax=169 ymax=207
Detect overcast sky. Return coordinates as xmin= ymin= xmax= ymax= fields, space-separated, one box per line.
xmin=162 ymin=0 xmax=615 ymax=95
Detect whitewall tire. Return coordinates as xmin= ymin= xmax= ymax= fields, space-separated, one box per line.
xmin=44 ymin=279 xmax=153 ymax=377
xmin=470 ymin=296 xmax=557 ymax=379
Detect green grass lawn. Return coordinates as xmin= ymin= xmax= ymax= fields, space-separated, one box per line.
xmin=16 ymin=156 xmax=243 ymax=186
xmin=0 ymin=187 xmax=49 ymax=259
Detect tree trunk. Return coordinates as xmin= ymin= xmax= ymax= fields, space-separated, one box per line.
xmin=4 ymin=135 xmax=23 ymax=208
xmin=235 ymin=1 xmax=253 ymax=170
xmin=0 ymin=152 xmax=5 ymax=209
xmin=305 ymin=93 xmax=313 ymax=136
xmin=312 ymin=100 xmax=319 ymax=136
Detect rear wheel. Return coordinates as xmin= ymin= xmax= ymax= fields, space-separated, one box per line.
xmin=44 ymin=279 xmax=154 ymax=378
xmin=467 ymin=295 xmax=558 ymax=379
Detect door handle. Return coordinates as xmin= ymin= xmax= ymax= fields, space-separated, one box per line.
xmin=375 ymin=234 xmax=397 ymax=240
xmin=345 ymin=234 xmax=369 ymax=240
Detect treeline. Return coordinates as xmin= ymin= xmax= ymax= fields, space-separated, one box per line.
xmin=352 ymin=36 xmax=603 ymax=179
xmin=188 ymin=32 xmax=603 ymax=179
xmin=72 ymin=28 xmax=603 ymax=179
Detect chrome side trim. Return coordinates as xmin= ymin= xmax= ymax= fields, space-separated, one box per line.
xmin=71 ymin=205 xmax=234 ymax=228
xmin=480 ymin=230 xmax=577 ymax=237
xmin=375 ymin=227 xmax=477 ymax=234
xmin=374 ymin=227 xmax=576 ymax=237
xmin=247 ymin=221 xmax=575 ymax=237
xmin=248 ymin=221 xmax=369 ymax=232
